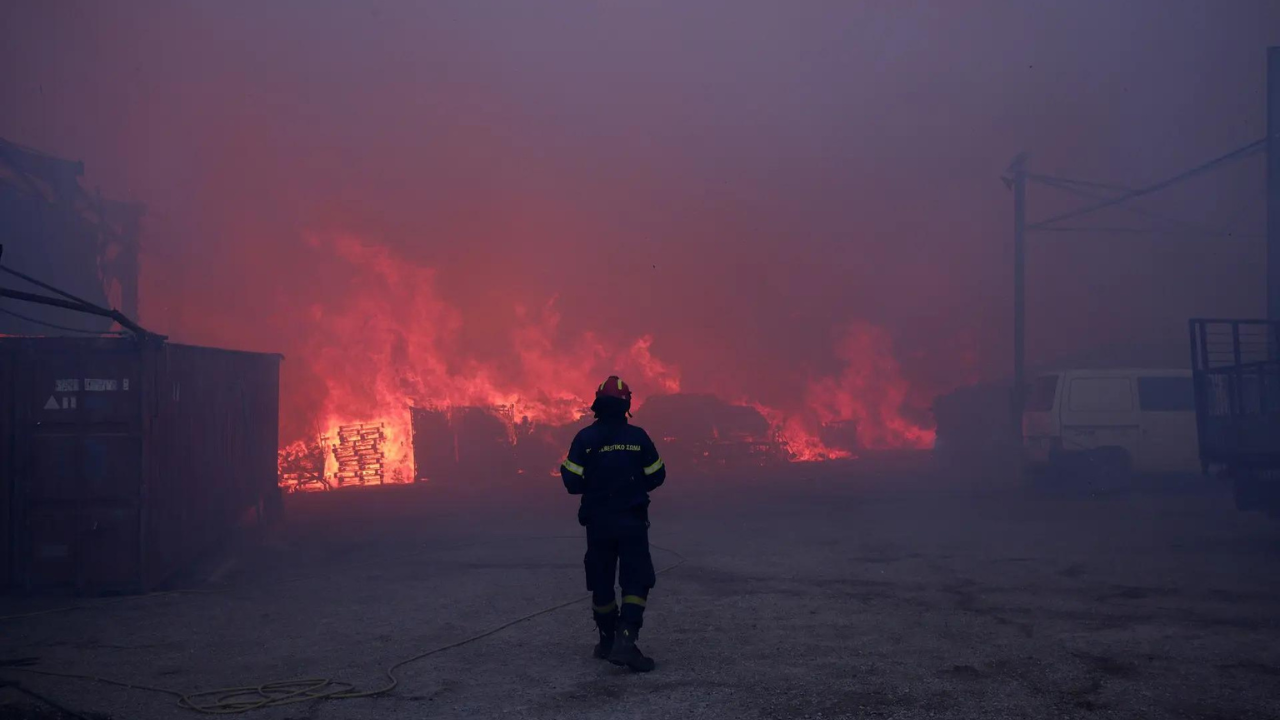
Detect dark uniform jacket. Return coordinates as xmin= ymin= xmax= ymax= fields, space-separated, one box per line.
xmin=561 ymin=419 xmax=666 ymax=526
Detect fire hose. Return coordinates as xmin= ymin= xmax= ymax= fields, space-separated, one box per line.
xmin=0 ymin=536 xmax=686 ymax=715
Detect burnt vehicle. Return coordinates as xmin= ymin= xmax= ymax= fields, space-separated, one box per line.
xmin=637 ymin=394 xmax=787 ymax=474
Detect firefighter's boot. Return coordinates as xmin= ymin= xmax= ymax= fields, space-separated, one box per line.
xmin=592 ymin=606 xmax=618 ymax=660
xmin=607 ymin=622 xmax=655 ymax=672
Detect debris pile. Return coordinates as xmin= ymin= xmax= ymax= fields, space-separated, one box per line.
xmin=278 ymin=439 xmax=328 ymax=492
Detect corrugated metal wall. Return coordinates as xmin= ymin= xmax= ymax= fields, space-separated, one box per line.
xmin=144 ymin=343 xmax=281 ymax=588
xmin=0 ymin=337 xmax=281 ymax=594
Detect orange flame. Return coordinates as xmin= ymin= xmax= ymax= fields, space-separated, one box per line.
xmin=279 ymin=234 xmax=682 ymax=488
xmin=805 ymin=321 xmax=937 ymax=450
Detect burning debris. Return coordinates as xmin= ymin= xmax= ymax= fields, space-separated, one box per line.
xmin=640 ymin=394 xmax=787 ymax=471
xmin=410 ymin=405 xmax=532 ymax=484
xmin=331 ymin=423 xmax=389 ymax=487
xmin=278 ymin=439 xmax=328 ymax=493
xmin=271 ymin=236 xmax=934 ymax=490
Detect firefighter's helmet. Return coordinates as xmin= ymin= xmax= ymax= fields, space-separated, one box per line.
xmin=596 ymin=376 xmax=632 ymax=401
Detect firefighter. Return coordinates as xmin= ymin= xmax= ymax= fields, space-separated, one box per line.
xmin=560 ymin=376 xmax=667 ymax=672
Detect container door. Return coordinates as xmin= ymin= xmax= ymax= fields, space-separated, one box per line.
xmin=1136 ymin=376 xmax=1200 ymax=474
xmin=9 ymin=338 xmax=145 ymax=593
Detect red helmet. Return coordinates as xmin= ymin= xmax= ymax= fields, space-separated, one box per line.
xmin=596 ymin=376 xmax=632 ymax=401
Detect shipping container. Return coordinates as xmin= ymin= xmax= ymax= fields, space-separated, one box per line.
xmin=0 ymin=336 xmax=282 ymax=594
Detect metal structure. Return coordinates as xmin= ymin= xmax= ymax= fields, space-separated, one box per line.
xmin=1189 ymin=319 xmax=1280 ymax=514
xmin=1269 ymin=47 xmax=1280 ymax=323
xmin=1007 ymin=152 xmax=1027 ymax=440
xmin=1 ymin=336 xmax=282 ymax=594
xmin=1 ymin=242 xmax=279 ymax=593
xmin=1189 ymin=319 xmax=1279 ymax=461
xmin=0 ymin=255 xmax=156 ymax=339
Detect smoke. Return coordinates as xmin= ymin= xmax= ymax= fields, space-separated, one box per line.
xmin=1 ymin=1 xmax=1275 ymax=468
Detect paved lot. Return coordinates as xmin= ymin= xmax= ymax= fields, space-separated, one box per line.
xmin=3 ymin=470 xmax=1280 ymax=719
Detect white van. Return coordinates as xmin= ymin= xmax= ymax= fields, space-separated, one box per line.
xmin=1022 ymin=368 xmax=1200 ymax=477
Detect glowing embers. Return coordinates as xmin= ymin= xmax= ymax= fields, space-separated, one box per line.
xmin=331 ymin=423 xmax=387 ymax=487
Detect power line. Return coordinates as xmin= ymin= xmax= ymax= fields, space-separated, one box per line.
xmin=0 ymin=263 xmax=104 ymax=310
xmin=1027 ymin=173 xmax=1134 ymax=193
xmin=1033 ymin=175 xmax=1211 ymax=235
xmin=1028 ymin=138 xmax=1266 ymax=230
xmin=0 ymin=307 xmax=125 ymax=335
xmin=1030 ymin=174 xmax=1262 ymax=239
xmin=0 ymin=263 xmax=157 ymax=338
xmin=1033 ymin=226 xmax=1264 ymax=240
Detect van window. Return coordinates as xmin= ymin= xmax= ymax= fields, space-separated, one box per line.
xmin=1026 ymin=375 xmax=1059 ymax=412
xmin=1137 ymin=376 xmax=1195 ymax=412
xmin=1068 ymin=378 xmax=1133 ymax=412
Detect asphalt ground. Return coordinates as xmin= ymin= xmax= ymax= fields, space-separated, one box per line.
xmin=2 ymin=468 xmax=1279 ymax=720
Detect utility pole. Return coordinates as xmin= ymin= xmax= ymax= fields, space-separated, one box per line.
xmin=1007 ymin=152 xmax=1028 ymax=440
xmin=1268 ymin=46 xmax=1279 ymax=323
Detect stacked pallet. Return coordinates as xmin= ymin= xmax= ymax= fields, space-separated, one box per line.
xmin=280 ymin=470 xmax=329 ymax=492
xmin=332 ymin=423 xmax=386 ymax=486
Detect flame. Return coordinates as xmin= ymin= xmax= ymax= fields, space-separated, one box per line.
xmin=742 ymin=322 xmax=935 ymax=462
xmin=277 ymin=234 xmax=933 ymax=489
xmin=279 ymin=233 xmax=683 ymax=489
xmin=751 ymin=404 xmax=854 ymax=462
xmin=805 ymin=321 xmax=937 ymax=450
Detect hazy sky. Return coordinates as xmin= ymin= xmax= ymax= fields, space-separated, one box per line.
xmin=2 ymin=1 xmax=1277 ymax=423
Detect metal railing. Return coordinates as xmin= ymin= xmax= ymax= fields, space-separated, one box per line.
xmin=1189 ymin=320 xmax=1280 ymax=466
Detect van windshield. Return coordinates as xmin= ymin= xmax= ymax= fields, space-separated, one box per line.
xmin=1026 ymin=375 xmax=1059 ymax=412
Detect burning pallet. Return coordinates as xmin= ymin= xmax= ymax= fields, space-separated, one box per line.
xmin=280 ymin=470 xmax=329 ymax=492
xmin=331 ymin=423 xmax=386 ymax=486
xmin=278 ymin=439 xmax=329 ymax=493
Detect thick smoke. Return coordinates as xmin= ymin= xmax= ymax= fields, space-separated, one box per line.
xmin=1 ymin=1 xmax=1274 ymax=468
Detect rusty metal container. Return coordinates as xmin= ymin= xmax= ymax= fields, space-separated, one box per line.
xmin=0 ymin=336 xmax=281 ymax=594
